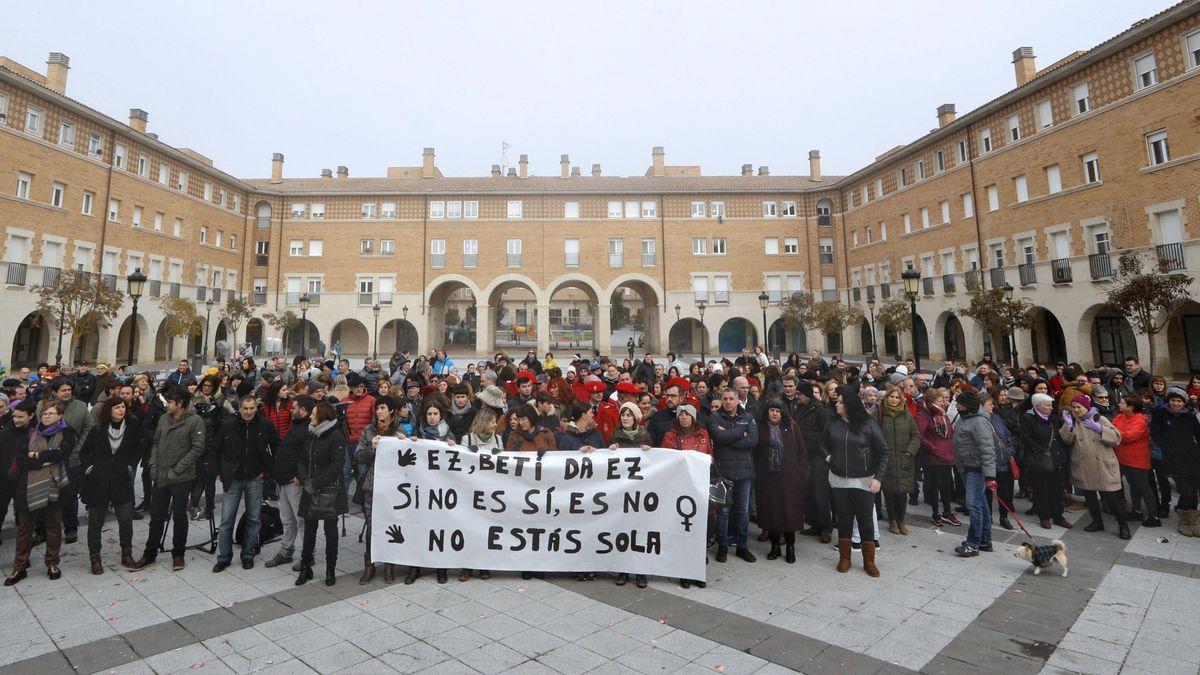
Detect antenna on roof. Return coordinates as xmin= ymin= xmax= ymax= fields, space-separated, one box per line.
xmin=500 ymin=142 xmax=512 ymax=176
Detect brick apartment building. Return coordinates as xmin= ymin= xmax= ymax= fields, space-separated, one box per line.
xmin=1 ymin=1 xmax=1199 ymax=374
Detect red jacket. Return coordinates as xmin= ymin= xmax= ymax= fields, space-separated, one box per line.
xmin=662 ymin=427 xmax=712 ymax=456
xmin=595 ymin=400 xmax=620 ymax=444
xmin=1113 ymin=411 xmax=1151 ymax=469
xmin=343 ymin=392 xmax=376 ymax=444
xmin=915 ymin=401 xmax=955 ymax=466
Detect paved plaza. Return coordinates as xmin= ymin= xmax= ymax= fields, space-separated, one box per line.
xmin=0 ymin=496 xmax=1197 ymax=674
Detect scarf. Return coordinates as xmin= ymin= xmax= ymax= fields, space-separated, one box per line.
xmin=27 ymin=421 xmax=67 ymax=511
xmin=420 ymin=420 xmax=450 ymax=440
xmin=611 ymin=427 xmax=644 ymax=445
xmin=108 ymin=420 xmax=126 ymax=450
xmin=310 ymin=419 xmax=338 ymax=437
xmin=450 ymin=401 xmax=474 ymax=417
xmin=767 ymin=423 xmax=784 ymax=472
xmin=883 ymin=398 xmax=907 ymax=417
xmin=928 ymin=402 xmax=949 ymax=438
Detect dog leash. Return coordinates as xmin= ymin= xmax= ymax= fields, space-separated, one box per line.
xmin=989 ymin=486 xmax=1035 ymax=541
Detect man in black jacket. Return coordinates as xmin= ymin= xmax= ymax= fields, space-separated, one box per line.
xmin=707 ymin=389 xmax=759 ymax=563
xmin=213 ymin=395 xmax=279 ymax=572
xmin=647 ymin=380 xmax=686 ymax=446
xmin=265 ymin=396 xmax=313 ymax=568
xmin=70 ymin=361 xmax=96 ymax=405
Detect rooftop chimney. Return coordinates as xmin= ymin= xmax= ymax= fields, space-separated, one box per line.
xmin=570 ymin=166 xmax=580 ymax=177
xmin=422 ymin=147 xmax=436 ymax=178
xmin=507 ymin=168 xmax=518 ymax=177
xmin=1012 ymin=47 xmax=1037 ymax=87
xmin=45 ymin=53 xmax=69 ymax=94
xmin=321 ymin=169 xmax=333 ymax=178
xmin=560 ymin=154 xmax=570 ymax=179
xmin=758 ymin=166 xmax=770 ymax=176
xmin=937 ymin=103 xmax=957 ymax=128
xmin=270 ymin=153 xmax=284 ymax=183
xmin=518 ymin=154 xmax=529 ymax=178
xmin=591 ymin=163 xmax=601 ymax=177
xmin=651 ymin=146 xmax=666 ymax=177
xmin=336 ymin=165 xmax=348 ymax=179
xmin=147 ymin=133 xmax=158 ymax=140
xmin=809 ymin=150 xmax=822 ymax=181
xmin=741 ymin=163 xmax=753 ymax=177
xmin=491 ymin=164 xmax=502 ymax=177
xmin=128 ymin=108 xmax=148 ymax=134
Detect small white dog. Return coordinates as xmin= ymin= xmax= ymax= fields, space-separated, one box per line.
xmin=1013 ymin=540 xmax=1068 ymax=577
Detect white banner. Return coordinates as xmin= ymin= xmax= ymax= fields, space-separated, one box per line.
xmin=370 ymin=438 xmax=711 ymax=580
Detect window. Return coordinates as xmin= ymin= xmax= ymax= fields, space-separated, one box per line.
xmin=935 ymin=150 xmax=945 ymax=172
xmin=642 ymin=239 xmax=656 ymax=266
xmin=1188 ymin=29 xmax=1200 ymax=69
xmin=1147 ymin=130 xmax=1170 ymax=166
xmin=1083 ymin=153 xmax=1101 ymax=183
xmin=137 ymin=155 xmax=148 ymax=177
xmin=991 ymin=245 xmax=1005 ymax=268
xmin=108 ymin=198 xmax=120 ymax=221
xmin=74 ymin=247 xmax=94 ymax=272
xmin=879 ymin=222 xmax=887 ymax=241
xmin=1088 ymin=223 xmax=1111 ymax=254
xmin=962 ymin=193 xmax=974 ymax=218
xmin=360 ymin=239 xmax=374 ymax=254
xmin=199 ymin=226 xmax=208 ymax=244
xmin=362 ymin=202 xmax=377 ymax=218
xmin=957 ymin=139 xmax=968 ymax=163
xmin=132 ymin=205 xmax=143 ymax=227
xmin=609 ymin=201 xmax=624 ymax=218
xmin=714 ymin=276 xmax=730 ymax=304
xmin=310 ymin=203 xmax=325 ymax=219
xmin=172 ymin=218 xmax=181 ymax=237
xmin=1073 ymin=82 xmax=1091 ymax=114
xmin=624 ymin=201 xmax=640 ymax=218
xmin=1007 ymin=115 xmax=1020 ymax=142
xmin=690 ymin=201 xmax=705 ymax=218
xmin=762 ymin=201 xmax=777 ymax=217
xmin=782 ymin=201 xmax=797 ymax=216
xmin=154 ymin=212 xmax=163 ymax=232
xmin=15 ymin=172 xmax=32 ymax=200
xmin=506 ymin=239 xmax=522 ymax=267
xmin=81 ymin=190 xmax=94 ymax=215
xmin=564 ymin=238 xmax=580 ymax=267
xmin=381 ymin=202 xmax=396 ymax=218
xmin=462 ymin=239 xmax=477 ymax=267
xmin=641 ymin=201 xmax=656 ymax=218
xmin=692 ymin=237 xmax=707 ymax=255
xmin=692 ymin=276 xmax=709 ymax=303
xmin=157 ymin=163 xmax=168 ymax=185
xmin=379 ymin=277 xmax=394 ymax=304
xmin=902 ymin=213 xmax=911 ymax=234
xmin=821 ymin=276 xmax=837 ymax=301
xmin=851 ymin=231 xmax=859 ymax=247
xmin=430 ymin=239 xmax=446 ymax=267
xmin=784 ymin=237 xmax=798 ymax=254
xmin=177 ymin=170 xmax=188 ymax=192
xmin=765 ymin=237 xmax=779 ymax=255
xmin=920 ymin=207 xmax=930 ymax=229
xmin=203 ymin=182 xmax=213 ymax=201
xmin=939 ymin=200 xmax=950 ymax=224
xmin=710 ymin=201 xmax=726 ymax=218
xmin=899 ymin=167 xmax=909 ymax=186
xmin=358 ymin=278 xmax=374 ymax=299
xmin=289 ymin=240 xmax=303 ymax=256
xmin=980 ymin=128 xmax=992 ymax=153
xmin=88 ymin=132 xmax=103 ymax=157
xmin=214 ymin=231 xmax=222 ymax=247
xmin=941 ymin=252 xmax=957 ymax=275
xmin=307 ymin=278 xmax=322 ymax=296
xmin=987 ymin=185 xmax=1000 ymax=212
xmin=1035 ymin=100 xmax=1053 ymax=129
xmin=24 ymin=106 xmax=42 ymax=135
xmin=446 ymin=201 xmax=462 ymax=219
xmin=381 ymin=239 xmax=395 ymax=255
xmin=865 ymin=226 xmax=873 ymax=244
xmin=1045 ymin=165 xmax=1062 ymax=193
xmin=861 ymin=186 xmax=869 ymax=203
xmin=429 ymin=201 xmax=445 ymax=218
xmin=564 ymin=201 xmax=580 ymax=218
xmin=917 ymin=160 xmax=926 ymax=179
xmin=114 ymin=144 xmax=127 ymax=168
xmin=711 ymin=237 xmax=727 ymax=255
xmin=816 ymin=201 xmax=832 ymax=226
xmin=291 ymin=203 xmax=306 ymax=218
xmin=0 ymin=92 xmax=6 ymax=125
xmin=874 ymin=179 xmax=883 ymax=199
xmin=255 ymin=240 xmax=269 ymax=255
xmin=507 ymin=201 xmax=523 ymax=218
xmin=463 ymin=201 xmax=478 ymax=218
xmin=765 ymin=276 xmax=782 ymax=303
xmin=308 ymin=240 xmax=323 ymax=256
xmin=1020 ymin=237 xmax=1036 ymax=264
xmin=609 ymin=239 xmax=624 ymax=267
xmin=58 ymin=120 xmax=74 ymax=147
xmin=1134 ymin=52 xmax=1158 ymax=89
xmin=1014 ymin=175 xmax=1029 ymax=202
xmin=819 ymin=238 xmax=834 ymax=264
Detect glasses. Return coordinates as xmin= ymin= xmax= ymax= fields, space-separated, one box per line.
xmin=1095 ymin=396 xmax=1109 ymax=400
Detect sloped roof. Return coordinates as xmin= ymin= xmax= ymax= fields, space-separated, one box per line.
xmin=243 ymin=174 xmax=843 ymax=195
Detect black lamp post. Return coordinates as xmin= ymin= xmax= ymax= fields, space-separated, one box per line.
xmin=125 ymin=268 xmax=146 ymax=366
xmin=901 ymin=268 xmax=921 ymax=373
xmin=298 ymin=293 xmax=310 ymax=357
xmin=758 ymin=291 xmax=770 ymax=354
xmin=1002 ymin=282 xmax=1018 ymax=369
xmin=867 ymin=295 xmax=877 ymax=358
xmin=696 ymin=300 xmax=707 ymax=364
xmin=674 ymin=304 xmax=681 ymax=322
xmin=55 ymin=304 xmax=65 ymax=366
xmin=202 ymin=297 xmax=214 ymax=360
xmin=372 ymin=303 xmax=381 ymax=362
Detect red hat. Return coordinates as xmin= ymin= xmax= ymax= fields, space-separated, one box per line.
xmin=616 ymin=381 xmax=641 ymax=395
xmin=666 ymin=377 xmax=692 ymax=392
xmin=583 ymin=380 xmax=607 ymax=394
xmin=515 ymin=372 xmax=537 ymax=384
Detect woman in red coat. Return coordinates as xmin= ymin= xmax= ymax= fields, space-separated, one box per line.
xmin=916 ymin=389 xmax=960 ymax=527
xmin=1113 ymin=397 xmax=1159 ymax=527
xmin=661 ymin=405 xmax=711 ymax=590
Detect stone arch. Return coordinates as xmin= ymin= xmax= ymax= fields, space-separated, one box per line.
xmin=545 ymin=274 xmax=601 ymax=352
xmin=115 ymin=313 xmax=152 ymax=365
xmin=910 ymin=313 xmax=930 ymax=360
xmin=244 ymin=318 xmax=265 ymax=357
xmin=71 ymin=313 xmax=102 ymax=364
xmin=330 ymin=318 xmax=370 ymax=358
xmin=427 ymin=275 xmax=480 ymax=353
xmin=859 ymin=318 xmax=874 ymax=355
xmin=935 ymin=312 xmax=966 ymax=361
xmin=768 ymin=318 xmax=806 ymax=355
xmin=284 ymin=319 xmax=320 ymax=358
xmin=604 ymin=273 xmax=666 ymax=354
xmin=486 ymin=275 xmax=542 ymax=352
xmin=1078 ymin=303 xmax=1137 ymax=368
xmin=213 ymin=319 xmax=233 ymax=359
xmin=380 ymin=319 xmax=419 ymax=356
xmin=1167 ymin=299 xmax=1200 ymax=376
xmin=718 ymin=317 xmax=757 ymax=354
xmin=11 ymin=310 xmax=54 ymax=368
xmin=424 ymin=274 xmax=483 ymax=309
xmin=1029 ymin=306 xmax=1068 ymax=364
xmin=154 ymin=316 xmax=178 ymax=361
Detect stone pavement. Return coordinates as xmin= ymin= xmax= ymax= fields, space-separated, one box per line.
xmin=0 ymin=494 xmax=1197 ymax=674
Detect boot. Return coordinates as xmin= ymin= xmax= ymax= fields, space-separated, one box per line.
xmin=120 ymin=547 xmax=136 ymax=570
xmin=861 ymin=541 xmax=880 ymax=578
xmin=785 ymin=545 xmax=796 ymax=564
xmin=129 ymin=554 xmax=155 ymax=571
xmin=295 ymin=564 xmax=313 ymax=586
xmin=325 ymin=562 xmax=337 ymax=586
xmin=1180 ymin=509 xmax=1198 ymax=537
xmin=383 ymin=563 xmax=395 ymax=584
xmin=90 ymin=553 xmax=103 ymax=575
xmin=836 ymin=539 xmax=852 ymax=573
xmin=888 ymin=520 xmax=900 ymax=535
xmin=766 ymin=543 xmax=782 ymax=561
xmin=897 ymin=520 xmax=909 ymax=536
xmin=999 ymin=515 xmax=1013 ymax=531
xmin=715 ymin=545 xmax=728 ymax=563
xmin=1118 ymin=521 xmax=1131 ymax=540
xmin=358 ymin=563 xmax=376 ymax=585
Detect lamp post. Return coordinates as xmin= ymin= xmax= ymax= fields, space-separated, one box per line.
xmin=125 ymin=268 xmax=146 ymax=366
xmin=901 ymin=268 xmax=922 ymax=373
xmin=1002 ymin=282 xmax=1018 ymax=369
xmin=55 ymin=304 xmax=65 ymax=366
xmin=758 ymin=291 xmax=770 ymax=355
xmin=298 ymin=293 xmax=310 ymax=357
xmin=372 ymin=303 xmax=381 ymax=362
xmin=867 ymin=295 xmax=877 ymax=358
xmin=674 ymin=304 xmax=681 ymax=322
xmin=697 ymin=300 xmax=707 ymax=365
xmin=202 ymin=297 xmax=214 ymax=361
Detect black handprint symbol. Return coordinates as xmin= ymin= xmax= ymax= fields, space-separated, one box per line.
xmin=386 ymin=524 xmax=405 ymax=544
xmin=397 ymin=448 xmax=417 ymax=468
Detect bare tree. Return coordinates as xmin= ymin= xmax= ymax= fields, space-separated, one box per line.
xmin=956 ymin=284 xmax=1036 ymax=367
xmin=1103 ymin=250 xmax=1193 ymax=370
xmin=779 ymin=290 xmax=818 ymax=332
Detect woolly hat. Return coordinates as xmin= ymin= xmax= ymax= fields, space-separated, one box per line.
xmin=1166 ymin=386 xmax=1188 ymax=402
xmin=1031 ymin=393 xmax=1054 ymax=407
xmin=619 ymin=401 xmax=642 ymax=423
xmin=1070 ymin=394 xmax=1092 ymax=409
xmin=956 ymin=390 xmax=981 ymax=414
xmin=676 ymin=404 xmax=698 ymax=419
xmin=889 ymin=372 xmax=907 ymax=386
xmin=895 ymin=364 xmax=909 ymax=376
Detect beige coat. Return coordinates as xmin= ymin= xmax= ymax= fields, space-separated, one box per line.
xmin=1061 ymin=414 xmax=1122 ymax=492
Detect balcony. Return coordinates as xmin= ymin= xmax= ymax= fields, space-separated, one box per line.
xmin=1089 ymin=253 xmax=1113 ymax=280
xmin=821 ymin=289 xmax=837 ymax=302
xmin=880 ymin=283 xmax=891 ymax=299
xmin=196 ymin=287 xmax=207 ymax=301
xmin=169 ymin=282 xmax=180 ymax=298
xmin=921 ymin=277 xmax=934 ymax=297
xmin=1051 ymin=258 xmax=1073 ymax=284
xmin=255 ymin=254 xmax=269 ymax=267
xmin=1019 ymin=263 xmax=1038 ymax=286
xmin=378 ymin=292 xmax=393 ymax=305
xmin=989 ymin=267 xmax=1006 ymax=289
xmin=714 ymin=290 xmax=729 ymax=304
xmin=818 ymin=214 xmax=832 ymax=228
xmin=866 ymin=286 xmax=876 ymax=302
xmin=358 ymin=292 xmax=374 ymax=305
xmin=1157 ymin=242 xmax=1185 ymax=271
xmin=148 ymin=280 xmax=161 ymax=297
xmin=819 ymin=253 xmax=834 ymax=265
xmin=253 ymin=291 xmax=266 ymax=305
xmin=306 ymin=292 xmax=321 ymax=306
xmin=767 ymin=289 xmax=782 ymax=302
xmin=852 ymin=287 xmax=861 ymax=301
xmin=5 ymin=262 xmax=27 ymax=286
xmin=42 ymin=266 xmax=60 ymax=286
xmin=226 ymin=290 xmax=235 ymax=302
xmin=942 ymin=274 xmax=956 ymax=295
xmin=256 ymin=217 xmax=271 ymax=229
xmin=101 ymin=273 xmax=117 ymax=291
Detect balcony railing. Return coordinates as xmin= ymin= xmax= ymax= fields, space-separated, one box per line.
xmin=1019 ymin=263 xmax=1038 ymax=286
xmin=226 ymin=290 xmax=235 ymax=302
xmin=306 ymin=292 xmax=321 ymax=306
xmin=921 ymin=277 xmax=934 ymax=296
xmin=169 ymin=282 xmax=180 ymax=298
xmin=378 ymin=291 xmax=393 ymax=305
xmin=880 ymin=283 xmax=891 ymax=299
xmin=852 ymin=287 xmax=861 ymax=301
xmin=1089 ymin=253 xmax=1113 ymax=280
xmin=102 ymin=273 xmax=117 ymax=291
xmin=255 ymin=254 xmax=268 ymax=267
xmin=148 ymin=279 xmax=161 ymax=297
xmin=767 ymin=289 xmax=782 ymax=302
xmin=818 ymin=214 xmax=832 ymax=227
xmin=358 ymin=292 xmax=373 ymax=305
xmin=713 ymin=291 xmax=729 ymax=304
xmin=1051 ymin=258 xmax=1073 ymax=284
xmin=989 ymin=267 xmax=1006 ymax=289
xmin=5 ymin=262 xmax=27 ymax=286
xmin=196 ymin=286 xmax=207 ymax=301
xmin=507 ymin=254 xmax=522 ymax=267
xmin=821 ymin=289 xmax=837 ymax=302
xmin=256 ymin=217 xmax=271 ymax=229
xmin=866 ymin=286 xmax=875 ymax=302
xmin=819 ymin=253 xmax=834 ymax=265
xmin=942 ymin=274 xmax=956 ymax=295
xmin=1157 ymin=242 xmax=1185 ymax=271
xmin=42 ymin=266 xmax=60 ymax=286
xmin=253 ymin=291 xmax=266 ymax=305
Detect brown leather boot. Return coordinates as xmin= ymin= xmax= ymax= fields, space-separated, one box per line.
xmin=129 ymin=554 xmax=155 ymax=571
xmin=862 ymin=542 xmax=880 ymax=577
xmin=836 ymin=539 xmax=852 ymax=573
xmin=383 ymin=563 xmax=395 ymax=584
xmin=121 ymin=547 xmax=136 ymax=569
xmin=888 ymin=520 xmax=900 ymax=535
xmin=897 ymin=521 xmax=909 ymax=536
xmin=358 ymin=564 xmax=376 ymax=585
xmin=90 ymin=553 xmax=103 ymax=575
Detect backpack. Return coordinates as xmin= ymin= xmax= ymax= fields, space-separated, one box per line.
xmin=234 ymin=500 xmax=283 ymax=551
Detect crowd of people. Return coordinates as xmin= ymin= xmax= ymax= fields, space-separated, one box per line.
xmin=0 ymin=346 xmax=1197 ymax=590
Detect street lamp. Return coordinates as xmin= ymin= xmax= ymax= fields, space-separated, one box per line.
xmin=202 ymin=297 xmax=214 ymax=361
xmin=1002 ymin=282 xmax=1018 ymax=369
xmin=867 ymin=295 xmax=877 ymax=358
xmin=55 ymin=304 xmax=65 ymax=367
xmin=696 ymin=300 xmax=707 ymax=365
xmin=125 ymin=268 xmax=147 ymax=366
xmin=674 ymin=304 xmax=681 ymax=322
xmin=372 ymin=303 xmax=381 ymax=362
xmin=298 ymin=293 xmax=310 ymax=357
xmin=901 ymin=268 xmax=922 ymax=373
xmin=758 ymin=291 xmax=770 ymax=355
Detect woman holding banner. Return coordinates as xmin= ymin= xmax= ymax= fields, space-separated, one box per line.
xmin=459 ymin=409 xmax=503 ymax=581
xmin=355 ymin=396 xmax=408 ymax=585
xmin=407 ymin=400 xmax=456 ymax=585
xmin=754 ymin=399 xmax=808 ymax=564
xmin=295 ymin=402 xmax=347 ymax=587
xmin=609 ymin=401 xmax=653 ymax=588
xmin=661 ymin=404 xmax=710 ymax=589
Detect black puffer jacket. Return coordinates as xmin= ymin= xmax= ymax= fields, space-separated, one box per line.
xmin=1018 ymin=409 xmax=1067 ymax=473
xmin=821 ymin=416 xmax=890 ymax=479
xmin=1150 ymin=407 xmax=1200 ymax=479
xmin=298 ymin=421 xmax=348 ymax=519
xmin=217 ymin=415 xmax=278 ymax=482
xmin=706 ymin=407 xmax=758 ymax=480
xmin=193 ymin=395 xmax=227 ymax=480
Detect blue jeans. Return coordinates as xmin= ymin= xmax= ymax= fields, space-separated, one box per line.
xmin=217 ymin=478 xmax=262 ymax=564
xmin=964 ymin=470 xmax=991 ymax=547
xmin=716 ymin=478 xmax=753 ymax=548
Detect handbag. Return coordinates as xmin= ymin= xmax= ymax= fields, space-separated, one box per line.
xmin=303 ymin=442 xmax=340 ymax=519
xmin=674 ymin=432 xmax=732 ymax=505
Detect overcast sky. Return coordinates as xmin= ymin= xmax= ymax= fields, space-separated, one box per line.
xmin=5 ymin=0 xmax=1173 ymax=180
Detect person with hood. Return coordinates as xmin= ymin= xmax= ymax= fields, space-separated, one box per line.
xmin=1061 ymin=394 xmax=1128 ymax=539
xmin=1113 ymin=397 xmax=1159 ymax=528
xmin=878 ymin=386 xmax=919 ymax=535
xmin=950 ymin=390 xmax=997 ymax=556
xmin=5 ymin=400 xmax=75 ymax=585
xmin=295 ymin=402 xmax=347 ymax=586
xmin=1019 ymin=393 xmax=1071 ymax=530
xmin=1151 ymin=387 xmax=1200 ymax=536
xmin=822 ymin=386 xmax=889 ymax=577
xmin=981 ymin=393 xmax=1018 ymax=531
xmin=916 ymin=389 xmax=959 ymax=527
xmin=79 ymin=398 xmax=144 ymax=574
xmin=753 ymin=399 xmax=808 ymax=564
xmin=707 ymin=389 xmax=759 ymax=563
xmin=265 ymin=396 xmax=315 ymax=569
xmin=213 ymin=395 xmax=279 ymax=572
xmin=355 ymin=396 xmax=407 ymax=584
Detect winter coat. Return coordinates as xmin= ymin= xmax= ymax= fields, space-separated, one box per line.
xmin=448 ymin=405 xmax=477 ymax=440
xmin=753 ymin=420 xmax=808 ymax=532
xmin=915 ymin=401 xmax=955 ymax=467
xmin=706 ymin=407 xmax=759 ymax=481
xmin=260 ymin=402 xmax=292 ymax=441
xmin=12 ymin=424 xmax=74 ymax=511
xmin=505 ymin=427 xmax=558 ymax=453
xmin=1018 ymin=409 xmax=1067 ymax=474
xmin=216 ymin=415 xmax=278 ymax=482
xmin=274 ymin=422 xmax=308 ymax=485
xmin=647 ymin=407 xmax=676 ymax=447
xmin=358 ymin=367 xmax=381 ymax=393
xmin=822 ymin=416 xmax=890 ymax=480
xmin=556 ymin=425 xmax=607 ymax=451
xmin=59 ymin=397 xmax=94 ymax=468
xmin=342 ymin=393 xmax=377 ymax=444
xmin=297 ymin=422 xmax=348 ymax=519
xmin=986 ymin=410 xmax=1017 ymax=474
xmin=661 ymin=426 xmax=713 ymax=456
xmin=793 ymin=400 xmax=831 ymax=459
xmin=70 ymin=370 xmax=96 ymax=404
xmin=878 ymin=406 xmax=920 ymax=494
xmin=193 ymin=395 xmax=227 ymax=481
xmin=461 ymin=433 xmax=504 ymax=454
xmin=355 ymin=418 xmax=405 ymax=498
xmin=1112 ymin=412 xmax=1151 ymax=470
xmin=952 ymin=412 xmax=997 ymax=480
xmin=148 ymin=410 xmax=206 ymax=487
xmin=996 ymin=404 xmax=1024 ymax=459
xmin=1061 ymin=413 xmax=1122 ymax=492
xmin=1150 ymin=407 xmax=1200 ymax=479
xmin=79 ymin=420 xmax=143 ymax=507
xmin=609 ymin=426 xmax=651 ymax=449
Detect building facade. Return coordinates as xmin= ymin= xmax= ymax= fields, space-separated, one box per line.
xmin=1 ymin=0 xmax=1199 ymax=375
